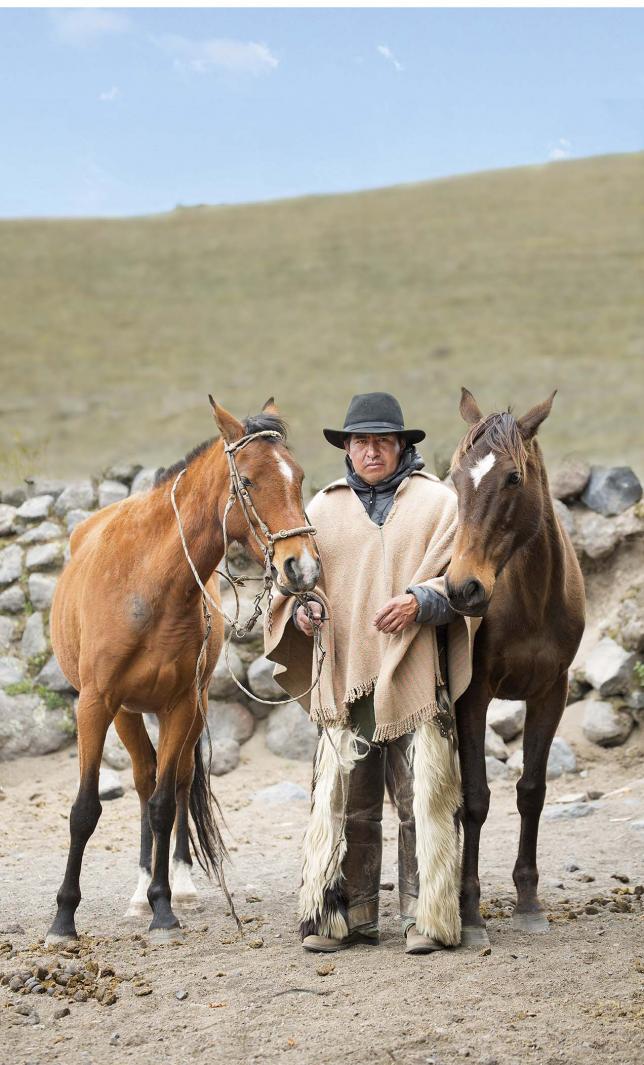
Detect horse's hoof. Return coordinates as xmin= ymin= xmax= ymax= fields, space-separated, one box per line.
xmin=460 ymin=924 xmax=490 ymax=949
xmin=44 ymin=931 xmax=78 ymax=948
xmin=512 ymin=911 xmax=549 ymax=934
xmin=148 ymin=926 xmax=184 ymax=945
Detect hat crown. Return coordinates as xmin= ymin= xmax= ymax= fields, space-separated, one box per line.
xmin=343 ymin=392 xmax=405 ymax=431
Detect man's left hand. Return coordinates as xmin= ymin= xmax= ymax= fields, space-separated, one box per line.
xmin=373 ymin=593 xmax=418 ymax=634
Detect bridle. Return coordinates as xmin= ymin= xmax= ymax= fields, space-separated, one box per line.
xmin=170 ymin=428 xmax=326 ymax=703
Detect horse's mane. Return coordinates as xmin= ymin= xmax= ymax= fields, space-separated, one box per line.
xmin=450 ymin=410 xmax=528 ymax=478
xmin=155 ymin=411 xmax=288 ymax=487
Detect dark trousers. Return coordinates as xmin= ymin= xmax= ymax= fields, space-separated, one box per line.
xmin=343 ymin=695 xmax=419 ymax=932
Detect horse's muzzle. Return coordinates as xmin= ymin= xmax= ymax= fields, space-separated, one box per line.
xmin=273 ymin=554 xmax=320 ymax=594
xmin=445 ymin=575 xmax=490 ymax=618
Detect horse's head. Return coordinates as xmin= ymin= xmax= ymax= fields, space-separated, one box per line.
xmin=445 ymin=387 xmax=555 ymax=617
xmin=211 ymin=397 xmax=320 ymax=594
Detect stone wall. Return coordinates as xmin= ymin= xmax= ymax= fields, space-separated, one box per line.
xmin=0 ymin=458 xmax=642 ymax=781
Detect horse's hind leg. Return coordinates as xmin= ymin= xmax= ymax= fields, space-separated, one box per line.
xmin=46 ymin=690 xmax=113 ymax=945
xmin=512 ymin=673 xmax=567 ymax=933
xmin=113 ymin=710 xmax=157 ymax=918
xmin=171 ymin=784 xmax=200 ymax=909
xmin=147 ymin=698 xmax=201 ymax=938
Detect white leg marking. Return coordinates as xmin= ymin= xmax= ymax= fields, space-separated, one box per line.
xmin=125 ymin=867 xmax=152 ymax=918
xmin=170 ymin=859 xmax=198 ymax=903
xmin=469 ymin=451 xmax=496 ymax=490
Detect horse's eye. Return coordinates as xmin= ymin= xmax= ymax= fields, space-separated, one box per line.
xmin=241 ymin=476 xmax=253 ymax=488
xmin=506 ymin=471 xmax=521 ymax=487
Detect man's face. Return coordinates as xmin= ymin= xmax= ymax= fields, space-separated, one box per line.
xmin=344 ymin=433 xmax=404 ymax=485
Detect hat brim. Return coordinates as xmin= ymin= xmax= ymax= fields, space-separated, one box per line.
xmin=323 ymin=424 xmax=426 ymax=449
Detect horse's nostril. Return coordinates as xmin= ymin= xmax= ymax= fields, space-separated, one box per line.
xmin=464 ymin=579 xmax=484 ymax=606
xmin=283 ymin=556 xmax=298 ymax=583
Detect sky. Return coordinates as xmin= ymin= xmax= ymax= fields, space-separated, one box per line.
xmin=1 ymin=7 xmax=643 ymax=217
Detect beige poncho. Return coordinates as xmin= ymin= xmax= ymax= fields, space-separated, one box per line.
xmin=265 ymin=471 xmax=479 ymax=741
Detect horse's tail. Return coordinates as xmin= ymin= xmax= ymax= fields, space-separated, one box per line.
xmin=188 ymin=738 xmax=240 ymax=928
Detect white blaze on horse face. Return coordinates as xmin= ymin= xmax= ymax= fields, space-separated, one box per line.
xmin=276 ymin=453 xmax=295 ymax=484
xmin=469 ymin=451 xmax=496 ymax=490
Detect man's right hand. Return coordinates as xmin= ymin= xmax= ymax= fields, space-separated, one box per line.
xmin=295 ymin=601 xmax=324 ymax=637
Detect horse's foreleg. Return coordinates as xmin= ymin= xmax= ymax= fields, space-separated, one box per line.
xmin=46 ymin=690 xmax=113 ymax=945
xmin=113 ymin=710 xmax=157 ymax=917
xmin=455 ymin=681 xmax=491 ymax=948
xmin=512 ymin=673 xmax=568 ymax=932
xmin=147 ymin=699 xmax=201 ymax=937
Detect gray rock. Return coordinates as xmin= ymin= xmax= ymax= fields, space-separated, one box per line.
xmin=0 ymin=486 xmax=26 ymax=506
xmin=0 ymin=583 xmax=25 ymax=613
xmin=207 ymin=700 xmax=255 ymax=745
xmin=17 ymin=521 xmax=62 ymax=544
xmin=610 ymin=584 xmax=644 ymax=653
xmin=487 ymin=699 xmax=526 ymax=741
xmin=28 ymin=573 xmax=58 ymax=610
xmin=104 ymin=462 xmax=141 ymax=485
xmin=581 ymin=697 xmax=633 ymax=747
xmin=558 ymin=792 xmax=587 ymax=804
xmin=553 ymin=499 xmax=574 ymax=537
xmin=485 ymin=755 xmax=509 ymax=781
xmin=504 ymin=737 xmax=577 ymax=780
xmin=582 ymin=637 xmax=637 ymax=696
xmin=208 ymin=737 xmax=240 ymax=776
xmin=66 ymin=509 xmax=92 ymax=533
xmin=252 ymin=781 xmax=309 ymax=803
xmin=54 ymin=481 xmax=96 ymax=516
xmin=16 ymin=495 xmax=54 ymax=521
xmin=131 ymin=468 xmax=160 ymax=494
xmin=98 ymin=767 xmax=124 ymax=800
xmin=0 ymin=545 xmax=24 ymax=586
xmin=208 ymin=646 xmax=247 ymax=700
xmin=0 ymin=504 xmax=18 ymax=535
xmin=98 ymin=480 xmax=129 ymax=509
xmin=0 ymin=655 xmax=26 ymax=686
xmin=542 ymin=802 xmax=595 ymax=821
xmin=581 ymin=465 xmax=642 ymax=517
xmin=626 ymin=688 xmax=644 ymax=711
xmin=546 ymin=737 xmax=577 ymax=778
xmin=485 ymin=725 xmax=509 ymax=761
xmin=25 ymin=542 xmax=64 ymax=571
xmin=549 ymin=457 xmax=591 ymax=501
xmin=265 ymin=701 xmax=318 ymax=761
xmin=629 ymin=820 xmax=644 ymax=833
xmin=567 ymin=670 xmax=591 ymax=704
xmin=0 ymin=689 xmax=74 ymax=759
xmin=0 ymin=616 xmax=17 ymax=651
xmin=246 ymin=656 xmax=285 ymax=715
xmin=563 ymin=860 xmax=580 ymax=872
xmin=24 ymin=477 xmax=66 ymax=500
xmin=102 ymin=723 xmax=130 ymax=770
xmin=36 ymin=654 xmax=76 ymax=693
xmin=571 ymin=510 xmax=620 ymax=560
xmin=20 ymin=612 xmax=47 ymax=659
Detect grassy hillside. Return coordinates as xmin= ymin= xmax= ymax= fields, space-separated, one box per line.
xmin=1 ymin=152 xmax=643 ymax=490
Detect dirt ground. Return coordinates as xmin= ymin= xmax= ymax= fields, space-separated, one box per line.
xmin=1 ymin=717 xmax=643 ymax=1065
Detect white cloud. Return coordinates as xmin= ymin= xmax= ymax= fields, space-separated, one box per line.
xmin=548 ymin=138 xmax=572 ymax=161
xmin=154 ymin=34 xmax=279 ymax=77
xmin=50 ymin=9 xmax=131 ymax=47
xmin=99 ymin=86 xmax=120 ymax=103
xmin=377 ymin=44 xmax=404 ymax=73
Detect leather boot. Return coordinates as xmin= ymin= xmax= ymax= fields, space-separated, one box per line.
xmin=341 ymin=740 xmax=387 ymax=933
xmin=385 ymin=733 xmax=420 ymax=927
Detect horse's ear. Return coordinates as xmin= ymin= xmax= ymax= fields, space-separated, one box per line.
xmin=459 ymin=387 xmax=483 ymax=425
xmin=208 ymin=396 xmax=244 ymax=444
xmin=262 ymin=396 xmax=279 ymax=415
xmin=517 ymin=390 xmax=557 ymax=441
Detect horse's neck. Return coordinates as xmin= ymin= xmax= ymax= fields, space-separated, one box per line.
xmin=508 ymin=445 xmax=566 ymax=609
xmin=165 ymin=441 xmax=229 ymax=588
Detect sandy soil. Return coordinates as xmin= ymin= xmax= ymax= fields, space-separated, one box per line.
xmin=1 ymin=719 xmax=643 ymax=1065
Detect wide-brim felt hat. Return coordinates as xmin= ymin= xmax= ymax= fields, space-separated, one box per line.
xmin=323 ymin=391 xmax=426 ymax=449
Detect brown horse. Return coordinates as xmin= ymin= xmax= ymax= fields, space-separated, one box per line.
xmin=445 ymin=389 xmax=585 ymax=946
xmin=46 ymin=399 xmax=319 ymax=945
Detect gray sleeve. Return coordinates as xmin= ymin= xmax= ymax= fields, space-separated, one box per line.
xmin=291 ymin=594 xmax=325 ymax=631
xmin=407 ymin=585 xmax=458 ymax=625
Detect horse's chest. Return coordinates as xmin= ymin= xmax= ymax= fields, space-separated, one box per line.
xmin=485 ymin=632 xmax=564 ymax=701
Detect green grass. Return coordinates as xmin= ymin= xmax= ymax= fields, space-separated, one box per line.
xmin=1 ymin=152 xmax=643 ymax=490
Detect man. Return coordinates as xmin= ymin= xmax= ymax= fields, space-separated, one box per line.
xmin=264 ymin=393 xmax=477 ymax=955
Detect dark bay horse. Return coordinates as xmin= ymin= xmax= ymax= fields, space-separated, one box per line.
xmin=46 ymin=399 xmax=319 ymax=945
xmin=446 ymin=389 xmax=585 ymax=946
